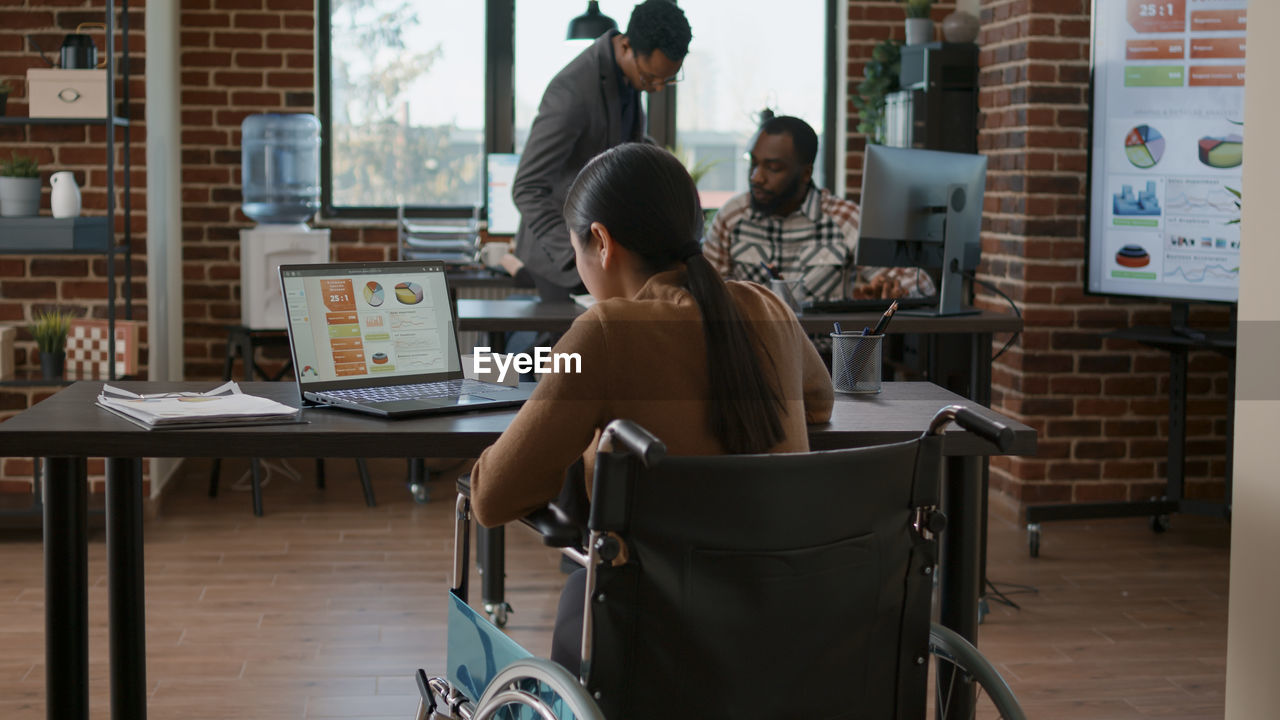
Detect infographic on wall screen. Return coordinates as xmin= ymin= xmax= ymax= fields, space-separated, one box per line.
xmin=282 ymin=267 xmax=459 ymax=382
xmin=1088 ymin=0 xmax=1245 ymax=302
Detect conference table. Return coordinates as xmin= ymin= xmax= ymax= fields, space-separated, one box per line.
xmin=0 ymin=380 xmax=1034 ymax=720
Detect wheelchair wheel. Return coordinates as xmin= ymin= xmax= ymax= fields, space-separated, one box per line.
xmin=472 ymin=658 xmax=605 ymax=720
xmin=929 ymin=623 xmax=1026 ymax=720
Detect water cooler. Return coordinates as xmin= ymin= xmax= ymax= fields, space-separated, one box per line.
xmin=239 ymin=113 xmax=330 ymax=329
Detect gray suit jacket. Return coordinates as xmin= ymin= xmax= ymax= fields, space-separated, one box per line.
xmin=512 ymin=32 xmax=646 ymax=290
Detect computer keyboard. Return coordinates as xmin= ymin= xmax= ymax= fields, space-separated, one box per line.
xmin=802 ymin=296 xmax=937 ymax=314
xmin=325 ymin=379 xmax=488 ymax=403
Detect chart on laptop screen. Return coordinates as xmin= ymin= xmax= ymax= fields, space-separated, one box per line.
xmin=281 ymin=265 xmax=459 ymax=383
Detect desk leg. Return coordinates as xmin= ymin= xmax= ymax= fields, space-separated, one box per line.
xmin=107 ymin=458 xmax=147 ymax=720
xmin=939 ymin=454 xmax=981 ymax=713
xmin=44 ymin=456 xmax=88 ymax=720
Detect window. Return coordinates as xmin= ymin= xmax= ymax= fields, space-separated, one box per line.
xmin=674 ymin=0 xmax=829 ymax=209
xmin=514 ymin=0 xmax=642 ymax=154
xmin=322 ymin=0 xmax=485 ymax=214
xmin=320 ymin=1 xmax=837 ymax=219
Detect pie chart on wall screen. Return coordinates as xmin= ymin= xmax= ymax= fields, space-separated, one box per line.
xmin=1124 ymin=124 xmax=1165 ymax=169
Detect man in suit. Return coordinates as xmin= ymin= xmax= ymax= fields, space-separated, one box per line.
xmin=512 ymin=0 xmax=692 ymax=301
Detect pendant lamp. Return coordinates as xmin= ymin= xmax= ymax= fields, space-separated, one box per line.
xmin=567 ymin=1 xmax=618 ymax=40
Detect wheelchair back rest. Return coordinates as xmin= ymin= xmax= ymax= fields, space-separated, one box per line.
xmin=585 ymin=438 xmax=940 ymax=720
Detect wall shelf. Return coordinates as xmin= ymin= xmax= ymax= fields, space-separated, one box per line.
xmin=0 ymin=116 xmax=130 ymax=127
xmin=0 ymin=217 xmax=112 ymax=253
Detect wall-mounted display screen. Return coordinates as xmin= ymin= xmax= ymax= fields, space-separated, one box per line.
xmin=1086 ymin=0 xmax=1247 ymax=303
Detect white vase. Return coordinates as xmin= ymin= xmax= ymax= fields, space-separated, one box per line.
xmin=50 ymin=171 xmax=81 ymax=219
xmin=905 ymin=18 xmax=935 ymax=46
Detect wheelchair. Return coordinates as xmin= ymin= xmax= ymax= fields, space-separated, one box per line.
xmin=413 ymin=405 xmax=1026 ymax=719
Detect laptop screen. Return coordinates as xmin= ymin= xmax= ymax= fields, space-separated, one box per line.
xmin=279 ymin=261 xmax=462 ymax=390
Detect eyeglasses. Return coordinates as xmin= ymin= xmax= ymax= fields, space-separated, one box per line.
xmin=635 ymin=61 xmax=684 ymax=88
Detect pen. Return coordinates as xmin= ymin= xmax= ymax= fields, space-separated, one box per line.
xmin=833 ymin=321 xmax=843 ymax=335
xmin=869 ymin=299 xmax=899 ymax=336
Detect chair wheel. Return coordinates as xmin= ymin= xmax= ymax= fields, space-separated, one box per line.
xmin=1027 ymin=523 xmax=1040 ymax=558
xmin=485 ymin=602 xmax=510 ymax=628
xmin=409 ymin=481 xmax=430 ymax=504
xmin=1150 ymin=514 xmax=1170 ymax=533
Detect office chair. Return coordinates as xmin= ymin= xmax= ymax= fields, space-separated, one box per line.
xmin=414 ymin=406 xmax=1024 ymax=719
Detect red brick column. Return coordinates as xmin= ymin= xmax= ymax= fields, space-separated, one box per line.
xmin=975 ymin=0 xmax=1229 ymax=514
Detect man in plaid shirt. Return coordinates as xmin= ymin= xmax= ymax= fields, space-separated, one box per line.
xmin=704 ymin=115 xmax=934 ymax=304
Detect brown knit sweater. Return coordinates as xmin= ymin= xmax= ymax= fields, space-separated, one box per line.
xmin=470 ymin=268 xmax=834 ymax=527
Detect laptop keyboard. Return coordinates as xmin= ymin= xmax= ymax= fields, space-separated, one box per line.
xmin=323 ymin=379 xmax=493 ymax=404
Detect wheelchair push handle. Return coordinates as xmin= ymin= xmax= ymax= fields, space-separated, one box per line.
xmin=929 ymin=404 xmax=1015 ymax=452
xmin=600 ymin=419 xmax=667 ymax=467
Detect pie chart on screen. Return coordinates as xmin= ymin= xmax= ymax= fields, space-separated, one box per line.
xmin=1124 ymin=125 xmax=1165 ymax=169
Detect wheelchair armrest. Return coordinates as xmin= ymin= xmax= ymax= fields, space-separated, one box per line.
xmin=521 ymin=504 xmax=584 ymax=548
xmin=601 ymin=419 xmax=667 ymax=467
xmin=461 ymin=473 xmax=584 ymax=548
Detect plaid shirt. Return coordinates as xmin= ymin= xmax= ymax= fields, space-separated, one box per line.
xmin=704 ymin=185 xmax=934 ymax=303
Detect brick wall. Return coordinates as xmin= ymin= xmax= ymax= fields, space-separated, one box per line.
xmin=0 ymin=0 xmax=147 ymax=494
xmin=971 ymin=0 xmax=1230 ymax=510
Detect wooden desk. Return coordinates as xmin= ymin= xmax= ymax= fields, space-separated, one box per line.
xmin=0 ymin=381 xmax=1033 ymax=720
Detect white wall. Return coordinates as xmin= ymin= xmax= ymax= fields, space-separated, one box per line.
xmin=144 ymin=1 xmax=185 ymax=497
xmin=1224 ymin=2 xmax=1280 ymax=715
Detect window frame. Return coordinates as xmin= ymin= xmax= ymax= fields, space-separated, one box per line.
xmin=317 ymin=0 xmax=838 ymax=221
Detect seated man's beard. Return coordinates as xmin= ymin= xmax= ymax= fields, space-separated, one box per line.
xmin=750 ymin=175 xmax=805 ymax=214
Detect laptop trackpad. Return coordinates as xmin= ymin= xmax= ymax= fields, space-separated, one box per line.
xmin=450 ymin=394 xmax=495 ymax=405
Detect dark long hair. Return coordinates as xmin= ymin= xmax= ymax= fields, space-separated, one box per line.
xmin=563 ymin=143 xmax=784 ymax=454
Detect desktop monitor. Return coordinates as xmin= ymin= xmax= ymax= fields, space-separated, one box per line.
xmin=857 ymin=145 xmax=987 ymax=316
xmin=486 ymin=153 xmax=521 ymax=236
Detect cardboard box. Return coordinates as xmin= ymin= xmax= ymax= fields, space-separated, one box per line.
xmin=27 ymin=69 xmax=108 ymax=118
xmin=0 ymin=326 xmax=14 ymax=380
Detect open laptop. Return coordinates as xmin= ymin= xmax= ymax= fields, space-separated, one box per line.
xmin=278 ymin=260 xmax=533 ymax=418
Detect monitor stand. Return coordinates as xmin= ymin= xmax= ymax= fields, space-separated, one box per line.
xmin=901 ymin=184 xmax=979 ymax=317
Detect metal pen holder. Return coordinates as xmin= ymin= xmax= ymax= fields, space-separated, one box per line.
xmin=769 ymin=278 xmax=804 ymax=315
xmin=830 ymin=332 xmax=883 ymax=394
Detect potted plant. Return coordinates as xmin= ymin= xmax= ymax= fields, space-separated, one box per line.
xmin=0 ymin=152 xmax=41 ymax=217
xmin=852 ymin=40 xmax=902 ymax=144
xmin=903 ymin=0 xmax=935 ymax=45
xmin=30 ymin=308 xmax=74 ymax=380
xmin=0 ymin=79 xmax=10 ymax=117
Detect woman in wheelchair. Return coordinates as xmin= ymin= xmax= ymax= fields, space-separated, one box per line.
xmin=467 ymin=142 xmax=833 ymax=669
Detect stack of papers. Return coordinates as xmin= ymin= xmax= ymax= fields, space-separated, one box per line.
xmin=96 ymin=381 xmax=302 ymax=429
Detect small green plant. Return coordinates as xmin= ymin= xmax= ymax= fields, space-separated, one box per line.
xmin=0 ymin=152 xmax=39 ymax=178
xmin=852 ymin=39 xmax=902 ymax=143
xmin=903 ymin=0 xmax=934 ymax=19
xmin=30 ymin=309 xmax=75 ymax=355
xmin=668 ymin=145 xmax=721 ymax=187
xmin=0 ymin=79 xmax=12 ymax=95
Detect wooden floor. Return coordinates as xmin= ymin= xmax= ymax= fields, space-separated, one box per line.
xmin=0 ymin=458 xmax=1229 ymax=719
